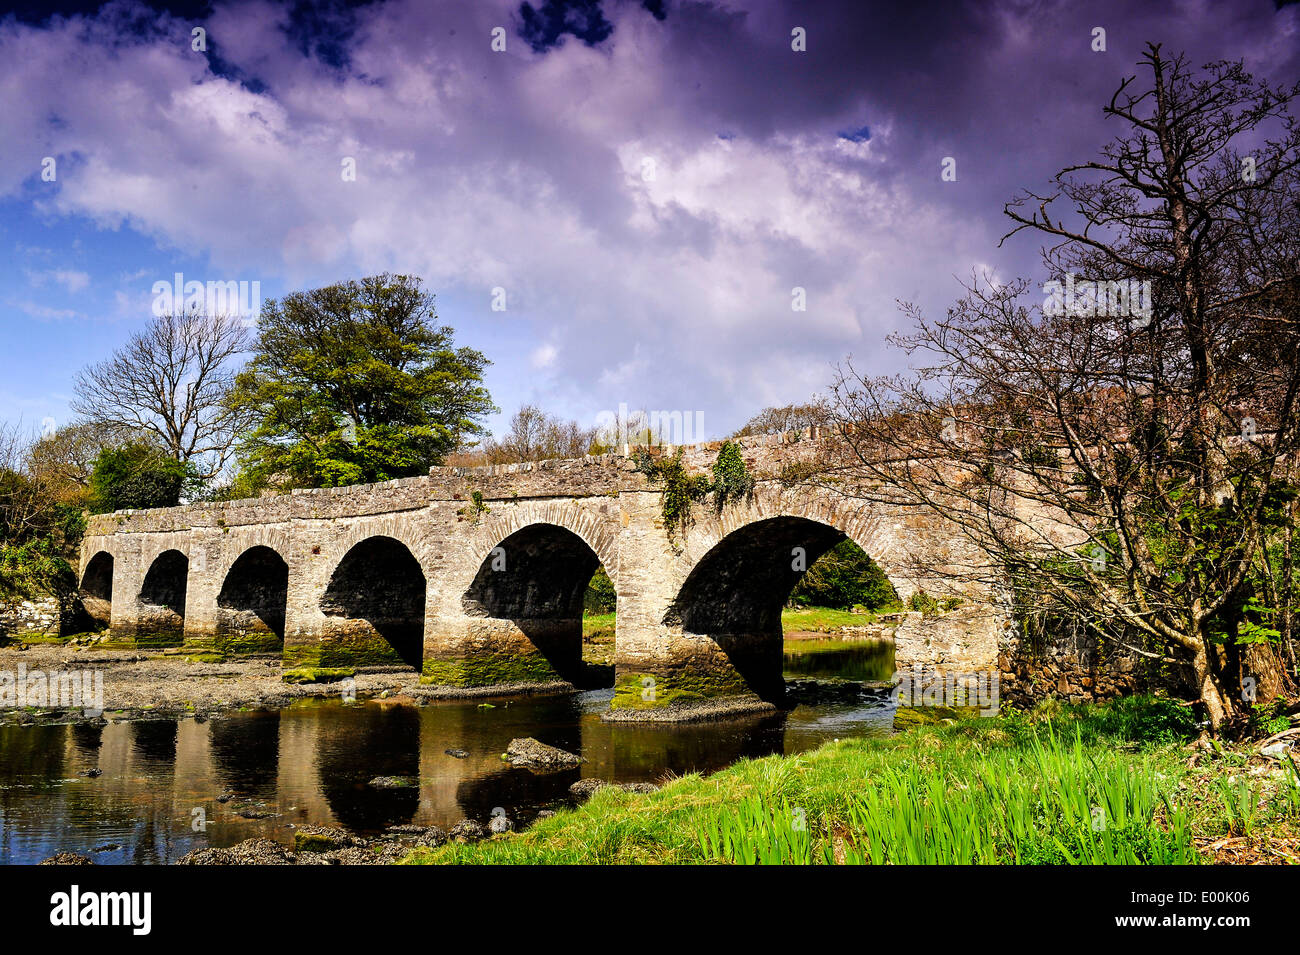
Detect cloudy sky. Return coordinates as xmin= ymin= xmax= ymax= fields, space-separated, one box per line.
xmin=2 ymin=0 xmax=1298 ymax=440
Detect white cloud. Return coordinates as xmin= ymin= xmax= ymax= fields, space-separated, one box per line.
xmin=0 ymin=0 xmax=995 ymax=432
xmin=25 ymin=268 xmax=90 ymax=293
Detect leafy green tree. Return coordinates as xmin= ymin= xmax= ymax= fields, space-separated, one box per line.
xmin=0 ymin=426 xmax=84 ymax=607
xmin=228 ymin=274 xmax=497 ymax=489
xmin=88 ymin=443 xmax=190 ymax=513
xmin=789 ymin=540 xmax=899 ymax=610
xmin=583 ymin=565 xmax=617 ymax=614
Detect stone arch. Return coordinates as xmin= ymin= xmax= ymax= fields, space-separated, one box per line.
xmin=137 ymin=548 xmax=189 ymax=647
xmin=79 ymin=551 xmax=114 ymax=630
xmin=459 ymin=522 xmax=603 ymax=684
xmin=317 ymin=517 xmax=430 ymax=580
xmin=320 ymin=535 xmax=425 ymax=671
xmin=216 ymin=545 xmax=289 ymax=654
xmin=671 ymin=487 xmax=917 ymax=602
xmin=664 ymin=516 xmax=860 ymax=701
xmin=471 ymin=502 xmax=619 ymax=588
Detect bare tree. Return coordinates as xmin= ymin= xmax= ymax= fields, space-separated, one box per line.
xmin=25 ymin=421 xmax=133 ymax=499
xmin=732 ymin=400 xmax=830 ymax=438
xmin=476 ymin=404 xmax=599 ymax=464
xmin=72 ymin=312 xmax=252 ymax=480
xmin=825 ymin=45 xmax=1300 ymax=734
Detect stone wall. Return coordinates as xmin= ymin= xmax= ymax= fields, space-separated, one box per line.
xmin=0 ymin=596 xmax=66 ymax=640
xmin=996 ymin=622 xmax=1177 ymax=706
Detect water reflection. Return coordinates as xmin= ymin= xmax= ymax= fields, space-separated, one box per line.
xmin=316 ymin=703 xmax=421 ymax=831
xmin=782 ymin=638 xmax=895 ymax=683
xmin=0 ymin=639 xmax=896 ymax=864
xmin=210 ymin=711 xmax=280 ymax=798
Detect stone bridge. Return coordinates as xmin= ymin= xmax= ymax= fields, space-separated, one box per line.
xmin=78 ymin=432 xmax=1007 ymax=720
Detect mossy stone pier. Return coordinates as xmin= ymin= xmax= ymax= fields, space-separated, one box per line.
xmin=77 ymin=431 xmax=1007 ymax=721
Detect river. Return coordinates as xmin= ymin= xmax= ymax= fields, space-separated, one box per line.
xmin=0 ymin=639 xmax=895 ymax=864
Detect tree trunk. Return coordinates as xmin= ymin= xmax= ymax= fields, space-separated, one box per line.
xmin=1193 ymin=644 xmax=1232 ymax=733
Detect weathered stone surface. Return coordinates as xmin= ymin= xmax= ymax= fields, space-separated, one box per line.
xmin=505 ymin=737 xmax=585 ymax=770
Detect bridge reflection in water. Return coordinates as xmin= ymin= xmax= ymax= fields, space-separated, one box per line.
xmin=0 ymin=648 xmax=896 ymax=864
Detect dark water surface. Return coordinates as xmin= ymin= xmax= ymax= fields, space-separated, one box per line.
xmin=0 ymin=639 xmax=896 ymax=864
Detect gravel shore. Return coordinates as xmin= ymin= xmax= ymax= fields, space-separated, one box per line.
xmin=0 ymin=644 xmax=574 ymax=724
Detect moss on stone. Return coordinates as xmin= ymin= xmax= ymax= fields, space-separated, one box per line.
xmin=215 ymin=629 xmax=284 ymax=657
xmin=610 ymin=668 xmax=752 ymax=711
xmin=183 ymin=652 xmax=227 ymax=663
xmin=132 ymin=629 xmax=186 ymax=649
xmin=283 ymin=666 xmax=357 ymax=684
xmin=281 ymin=633 xmax=410 ymax=671
xmin=420 ymin=651 xmax=563 ymax=687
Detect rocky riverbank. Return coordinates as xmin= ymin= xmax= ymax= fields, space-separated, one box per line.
xmin=0 ymin=644 xmax=577 ymax=726
xmin=36 ymin=761 xmax=662 ymax=866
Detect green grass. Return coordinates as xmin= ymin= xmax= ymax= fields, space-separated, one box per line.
xmin=781 ymin=606 xmax=892 ymax=632
xmin=400 ymin=697 xmax=1300 ymax=865
xmin=581 ymin=607 xmax=894 ymax=638
xmin=582 ymin=612 xmax=616 ymax=639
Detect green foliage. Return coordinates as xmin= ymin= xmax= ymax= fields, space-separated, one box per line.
xmin=0 ymin=537 xmax=75 ymax=607
xmin=633 ymin=442 xmax=755 ymax=543
xmin=583 ymin=565 xmax=616 ymax=614
xmin=710 ymin=441 xmax=755 ymax=513
xmin=632 ymin=447 xmax=711 ymax=542
xmin=696 ymin=797 xmax=812 ymax=864
xmin=88 ymin=442 xmax=191 ymax=513
xmin=789 ymin=539 xmax=899 ymax=611
xmin=458 ymin=489 xmax=490 ymax=521
xmin=227 ymin=273 xmax=497 ymax=490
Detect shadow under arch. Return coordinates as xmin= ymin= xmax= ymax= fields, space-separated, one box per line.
xmin=77 ymin=552 xmax=113 ymax=631
xmin=137 ymin=549 xmax=188 ymax=646
xmin=217 ymin=546 xmax=289 ymax=655
xmin=461 ymin=522 xmax=602 ymax=685
xmin=321 ymin=536 xmax=425 ymax=671
xmin=664 ymin=516 xmax=853 ymax=703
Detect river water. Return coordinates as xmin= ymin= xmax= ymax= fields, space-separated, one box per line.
xmin=0 ymin=639 xmax=895 ymax=864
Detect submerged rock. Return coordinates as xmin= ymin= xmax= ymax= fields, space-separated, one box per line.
xmin=504 ymin=737 xmax=585 ymax=770
xmin=444 ymin=748 xmax=469 ymax=758
xmin=293 ymin=826 xmax=357 ymax=853
xmin=368 ymin=775 xmax=418 ymax=789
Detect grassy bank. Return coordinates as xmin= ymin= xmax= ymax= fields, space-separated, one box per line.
xmin=401 ymin=697 xmax=1300 ymax=865
xmin=781 ymin=606 xmax=893 ymax=632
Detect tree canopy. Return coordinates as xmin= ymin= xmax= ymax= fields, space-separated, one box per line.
xmin=227 ymin=274 xmax=497 ymax=489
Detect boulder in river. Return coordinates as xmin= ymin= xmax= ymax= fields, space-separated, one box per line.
xmin=293 ymin=826 xmax=357 ymax=853
xmin=504 ymin=737 xmax=585 ymax=770
xmin=39 ymin=851 xmax=94 ymax=865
